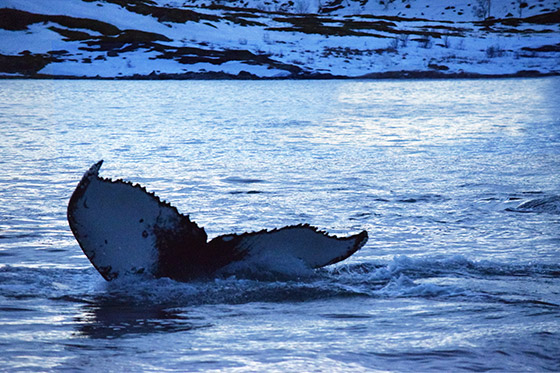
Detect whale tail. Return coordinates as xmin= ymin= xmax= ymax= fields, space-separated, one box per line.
xmin=67 ymin=161 xmax=368 ymax=281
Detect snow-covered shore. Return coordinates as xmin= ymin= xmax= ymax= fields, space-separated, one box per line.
xmin=1 ymin=0 xmax=559 ymax=79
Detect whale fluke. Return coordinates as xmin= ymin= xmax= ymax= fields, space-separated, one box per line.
xmin=67 ymin=161 xmax=368 ymax=281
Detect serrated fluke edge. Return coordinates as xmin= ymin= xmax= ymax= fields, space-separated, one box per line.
xmin=84 ymin=160 xmax=196 ymax=223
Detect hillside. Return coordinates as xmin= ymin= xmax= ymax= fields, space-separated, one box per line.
xmin=1 ymin=0 xmax=559 ymax=78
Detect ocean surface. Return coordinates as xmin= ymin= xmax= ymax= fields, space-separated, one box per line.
xmin=0 ymin=78 xmax=559 ymax=372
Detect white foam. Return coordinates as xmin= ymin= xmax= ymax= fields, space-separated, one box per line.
xmin=219 ymin=249 xmax=316 ymax=280
xmin=377 ymin=273 xmax=467 ymax=297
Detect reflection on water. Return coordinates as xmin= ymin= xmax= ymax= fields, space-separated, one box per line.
xmin=76 ymin=300 xmax=209 ymax=339
xmin=326 ymin=79 xmax=545 ymax=147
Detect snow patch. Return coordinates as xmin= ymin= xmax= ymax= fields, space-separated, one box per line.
xmin=1 ymin=0 xmax=559 ymax=78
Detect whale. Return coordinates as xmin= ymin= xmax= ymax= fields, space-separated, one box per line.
xmin=67 ymin=161 xmax=368 ymax=281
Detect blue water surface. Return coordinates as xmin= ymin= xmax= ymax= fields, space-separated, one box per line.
xmin=0 ymin=78 xmax=559 ymax=371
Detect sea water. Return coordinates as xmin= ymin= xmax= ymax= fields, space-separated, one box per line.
xmin=0 ymin=78 xmax=559 ymax=371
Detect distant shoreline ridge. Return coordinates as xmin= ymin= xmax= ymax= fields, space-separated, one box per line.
xmin=1 ymin=1 xmax=559 ymax=79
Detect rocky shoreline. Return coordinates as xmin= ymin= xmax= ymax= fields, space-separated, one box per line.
xmin=1 ymin=1 xmax=559 ymax=79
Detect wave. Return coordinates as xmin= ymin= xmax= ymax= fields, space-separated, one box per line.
xmin=2 ymin=254 xmax=558 ymax=307
xmin=330 ymin=255 xmax=560 ymax=283
xmin=328 ymin=255 xmax=560 ymax=302
xmin=3 ymin=255 xmax=559 ymax=339
xmin=506 ymin=195 xmax=560 ymax=214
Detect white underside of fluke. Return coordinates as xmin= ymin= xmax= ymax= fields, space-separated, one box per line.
xmin=67 ymin=161 xmax=368 ymax=281
xmin=212 ymin=225 xmax=368 ymax=269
